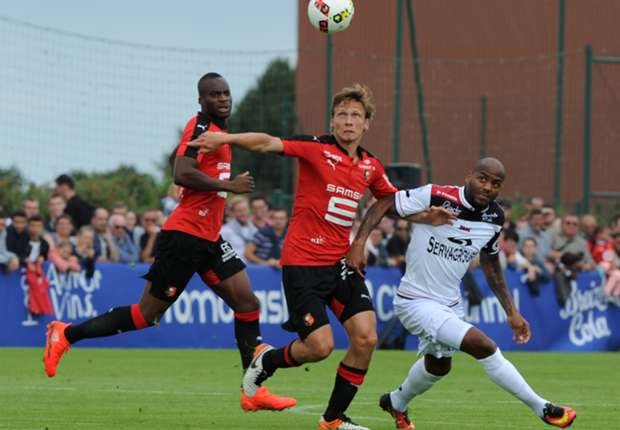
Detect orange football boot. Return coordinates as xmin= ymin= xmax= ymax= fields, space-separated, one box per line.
xmin=43 ymin=321 xmax=71 ymax=377
xmin=542 ymin=403 xmax=576 ymax=428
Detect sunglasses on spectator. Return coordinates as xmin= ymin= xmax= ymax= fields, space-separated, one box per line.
xmin=143 ymin=218 xmax=157 ymax=222
xmin=564 ymin=221 xmax=578 ymax=226
xmin=113 ymin=225 xmax=125 ymax=229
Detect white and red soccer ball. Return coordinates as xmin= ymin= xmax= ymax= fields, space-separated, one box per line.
xmin=307 ymin=0 xmax=355 ymax=34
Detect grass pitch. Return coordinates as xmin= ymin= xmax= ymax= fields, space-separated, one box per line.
xmin=1 ymin=348 xmax=616 ymax=429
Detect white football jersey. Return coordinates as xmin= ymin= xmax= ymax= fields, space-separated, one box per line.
xmin=395 ymin=184 xmax=504 ymax=306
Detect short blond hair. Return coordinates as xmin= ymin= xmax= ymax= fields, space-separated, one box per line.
xmin=331 ymin=84 xmax=376 ymax=120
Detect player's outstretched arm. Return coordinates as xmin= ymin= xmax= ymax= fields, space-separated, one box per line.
xmin=174 ymin=156 xmax=254 ymax=194
xmin=479 ymin=251 xmax=531 ymax=344
xmin=190 ymin=132 xmax=284 ymax=154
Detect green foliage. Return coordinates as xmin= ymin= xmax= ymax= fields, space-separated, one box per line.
xmin=0 ymin=167 xmax=26 ymax=215
xmin=228 ymin=58 xmax=296 ymax=197
xmin=69 ymin=165 xmax=161 ymax=213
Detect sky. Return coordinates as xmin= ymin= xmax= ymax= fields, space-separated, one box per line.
xmin=0 ymin=1 xmax=298 ymax=184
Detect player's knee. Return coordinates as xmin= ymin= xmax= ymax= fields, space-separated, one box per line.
xmin=233 ymin=294 xmax=260 ymax=313
xmin=425 ymin=356 xmax=451 ymax=376
xmin=305 ymin=336 xmax=334 ymax=361
xmin=478 ymin=338 xmax=497 ymax=358
xmin=138 ymin=304 xmax=167 ymax=326
xmin=141 ymin=310 xmax=163 ymax=325
xmin=351 ymin=330 xmax=378 ymax=353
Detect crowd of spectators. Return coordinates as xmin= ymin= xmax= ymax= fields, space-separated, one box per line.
xmin=497 ymin=196 xmax=620 ymax=299
xmin=1 ymin=175 xmax=619 ymax=301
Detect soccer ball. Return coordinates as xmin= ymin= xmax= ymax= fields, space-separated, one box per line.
xmin=307 ymin=0 xmax=355 ymax=34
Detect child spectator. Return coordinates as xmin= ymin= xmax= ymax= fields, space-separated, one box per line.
xmin=600 ymin=231 xmax=620 ymax=297
xmin=75 ymin=226 xmax=97 ymax=278
xmin=589 ymin=226 xmax=613 ymax=264
xmin=49 ymin=240 xmax=81 ymax=273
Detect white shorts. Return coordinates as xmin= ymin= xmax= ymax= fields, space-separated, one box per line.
xmin=394 ymin=294 xmax=472 ymax=358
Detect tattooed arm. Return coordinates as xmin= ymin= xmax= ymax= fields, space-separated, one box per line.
xmin=479 ymin=251 xmax=531 ymax=344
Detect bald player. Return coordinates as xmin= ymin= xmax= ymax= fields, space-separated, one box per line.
xmin=347 ymin=158 xmax=576 ymax=429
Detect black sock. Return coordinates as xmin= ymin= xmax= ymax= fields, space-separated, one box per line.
xmin=234 ymin=310 xmax=261 ymax=370
xmin=323 ymin=362 xmax=367 ymax=421
xmin=262 ymin=341 xmax=301 ymax=375
xmin=64 ymin=305 xmax=151 ymax=344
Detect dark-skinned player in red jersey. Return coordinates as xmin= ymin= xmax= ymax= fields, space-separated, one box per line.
xmin=43 ymin=73 xmax=296 ymax=413
xmin=189 ymin=84 xmax=454 ymax=430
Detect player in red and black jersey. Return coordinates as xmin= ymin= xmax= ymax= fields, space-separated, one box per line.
xmin=189 ymin=84 xmax=446 ymax=430
xmin=43 ymin=73 xmax=295 ymax=413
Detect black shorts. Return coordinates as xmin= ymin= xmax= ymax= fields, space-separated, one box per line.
xmin=142 ymin=230 xmax=246 ymax=303
xmin=281 ymin=259 xmax=374 ymax=339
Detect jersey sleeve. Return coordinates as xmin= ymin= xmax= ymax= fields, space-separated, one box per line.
xmin=281 ymin=135 xmax=322 ymax=160
xmin=481 ymin=228 xmax=502 ymax=255
xmin=369 ymin=162 xmax=398 ymax=199
xmin=394 ymin=184 xmax=432 ymax=217
xmin=176 ymin=117 xmax=200 ymax=159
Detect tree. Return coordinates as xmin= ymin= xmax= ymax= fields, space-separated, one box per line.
xmin=0 ymin=167 xmax=26 ymax=215
xmin=69 ymin=165 xmax=161 ymax=213
xmin=228 ymin=58 xmax=296 ymax=199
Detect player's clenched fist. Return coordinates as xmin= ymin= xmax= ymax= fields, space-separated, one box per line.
xmin=228 ymin=171 xmax=255 ymax=194
xmin=508 ymin=311 xmax=531 ymax=345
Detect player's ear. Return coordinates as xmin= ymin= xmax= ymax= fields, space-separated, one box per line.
xmin=363 ymin=118 xmax=370 ymax=133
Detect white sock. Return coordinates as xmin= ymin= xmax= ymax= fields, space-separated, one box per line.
xmin=478 ymin=348 xmax=548 ymax=417
xmin=390 ymin=358 xmax=443 ymax=412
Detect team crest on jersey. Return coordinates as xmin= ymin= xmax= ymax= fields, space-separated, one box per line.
xmin=217 ymin=162 xmax=230 ymax=170
xmin=323 ymin=150 xmax=342 ymax=170
xmin=303 ymin=313 xmax=315 ymax=326
xmin=363 ymin=170 xmax=371 ymax=181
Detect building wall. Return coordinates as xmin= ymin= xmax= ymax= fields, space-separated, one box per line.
xmin=296 ymin=0 xmax=620 ymax=205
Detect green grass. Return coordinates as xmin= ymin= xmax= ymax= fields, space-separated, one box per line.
xmin=1 ymin=348 xmax=616 ymax=429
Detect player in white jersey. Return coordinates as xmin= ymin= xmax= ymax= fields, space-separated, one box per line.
xmin=347 ymin=158 xmax=576 ymax=429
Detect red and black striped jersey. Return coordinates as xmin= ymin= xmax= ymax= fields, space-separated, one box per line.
xmin=162 ymin=113 xmax=231 ymax=242
xmin=280 ymin=135 xmax=397 ymax=266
